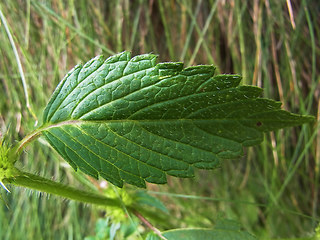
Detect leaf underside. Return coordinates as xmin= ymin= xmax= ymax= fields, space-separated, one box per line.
xmin=42 ymin=52 xmax=314 ymax=188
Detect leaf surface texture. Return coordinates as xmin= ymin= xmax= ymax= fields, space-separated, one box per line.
xmin=42 ymin=52 xmax=314 ymax=187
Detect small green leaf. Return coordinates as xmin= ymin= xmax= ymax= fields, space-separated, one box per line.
xmin=162 ymin=228 xmax=256 ymax=240
xmin=41 ymin=52 xmax=314 ymax=188
xmin=134 ymin=191 xmax=168 ymax=214
xmin=162 ymin=219 xmax=256 ymax=240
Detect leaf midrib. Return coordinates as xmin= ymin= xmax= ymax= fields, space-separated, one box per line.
xmin=43 ymin=114 xmax=290 ymax=129
xmin=79 ymin=85 xmax=245 ymax=120
xmin=43 ymin=118 xmax=245 ymax=152
xmin=44 ymin=119 xmax=227 ymax=182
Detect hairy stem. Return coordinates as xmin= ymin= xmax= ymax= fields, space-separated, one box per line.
xmin=6 ymin=171 xmax=166 ymax=236
xmin=6 ymin=171 xmax=122 ymax=208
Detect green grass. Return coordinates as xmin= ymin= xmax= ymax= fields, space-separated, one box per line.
xmin=0 ymin=0 xmax=319 ymax=239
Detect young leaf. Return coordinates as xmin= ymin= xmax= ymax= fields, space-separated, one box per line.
xmin=147 ymin=219 xmax=257 ymax=240
xmin=161 ymin=225 xmax=256 ymax=240
xmin=161 ymin=228 xmax=256 ymax=240
xmin=41 ymin=52 xmax=314 ymax=188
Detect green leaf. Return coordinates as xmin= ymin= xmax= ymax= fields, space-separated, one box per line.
xmin=162 ymin=229 xmax=254 ymax=240
xmin=145 ymin=219 xmax=257 ymax=240
xmin=134 ymin=190 xmax=169 ymax=214
xmin=161 ymin=218 xmax=257 ymax=240
xmin=162 ymin=227 xmax=256 ymax=240
xmin=41 ymin=51 xmax=314 ymax=188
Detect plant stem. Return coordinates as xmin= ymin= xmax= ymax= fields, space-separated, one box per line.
xmin=15 ymin=120 xmax=82 ymax=154
xmin=15 ymin=129 xmax=42 ymax=155
xmin=6 ymin=171 xmax=122 ymax=208
xmin=133 ymin=210 xmax=167 ymax=240
xmin=7 ymin=171 xmax=167 ymax=237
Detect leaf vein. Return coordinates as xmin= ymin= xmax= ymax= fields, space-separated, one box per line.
xmin=129 ymin=88 xmax=237 ymax=119
xmin=72 ymin=64 xmax=157 ymax=119
xmin=48 ymin=60 xmax=105 ymax=121
xmin=45 ymin=130 xmax=98 ymax=175
xmin=73 ymin=125 xmax=157 ymax=180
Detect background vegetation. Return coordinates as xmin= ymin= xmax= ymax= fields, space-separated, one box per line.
xmin=0 ymin=0 xmax=319 ymax=239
